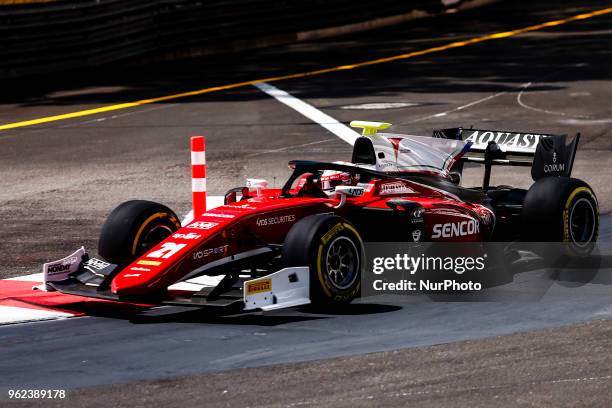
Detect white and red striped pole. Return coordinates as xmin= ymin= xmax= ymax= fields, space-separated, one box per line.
xmin=191 ymin=136 xmax=206 ymax=217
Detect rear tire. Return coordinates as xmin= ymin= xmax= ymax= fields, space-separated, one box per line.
xmin=282 ymin=214 xmax=363 ymax=306
xmin=98 ymin=200 xmax=181 ymax=264
xmin=522 ymin=177 xmax=598 ymax=255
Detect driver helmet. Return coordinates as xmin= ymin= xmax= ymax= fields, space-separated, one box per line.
xmin=320 ymin=170 xmax=353 ymax=193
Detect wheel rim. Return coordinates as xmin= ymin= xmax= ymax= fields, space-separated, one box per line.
xmin=569 ymin=197 xmax=596 ymax=246
xmin=325 ymin=236 xmax=359 ymax=290
xmin=139 ymin=224 xmax=174 ymax=254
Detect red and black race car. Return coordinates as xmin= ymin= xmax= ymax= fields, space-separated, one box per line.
xmin=40 ymin=121 xmax=599 ymax=311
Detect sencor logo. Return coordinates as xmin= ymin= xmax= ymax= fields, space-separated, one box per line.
xmin=432 ymin=220 xmax=479 ymax=238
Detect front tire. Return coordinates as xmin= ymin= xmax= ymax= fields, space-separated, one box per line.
xmin=282 ymin=214 xmax=363 ymax=305
xmin=98 ymin=200 xmax=181 ymax=264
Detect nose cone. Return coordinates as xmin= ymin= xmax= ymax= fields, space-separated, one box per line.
xmin=110 ymin=214 xmax=236 ymax=297
xmin=111 ymin=272 xmax=158 ymax=297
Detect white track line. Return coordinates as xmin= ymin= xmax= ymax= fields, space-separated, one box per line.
xmin=6 ymin=273 xmax=43 ymax=282
xmin=253 ymin=82 xmax=360 ymax=145
xmin=246 ymin=138 xmax=336 ymax=157
xmin=517 ymin=81 xmax=591 ymax=119
xmin=0 ymin=305 xmax=73 ymax=325
xmin=407 ymin=91 xmax=507 ymax=123
xmin=255 ymin=81 xmax=506 ymax=131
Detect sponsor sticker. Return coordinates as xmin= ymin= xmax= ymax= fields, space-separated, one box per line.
xmin=43 ymin=248 xmax=86 ymax=282
xmin=347 ymin=188 xmax=365 ymax=196
xmin=256 ymin=214 xmax=296 ymax=227
xmin=432 ymin=220 xmax=480 ymax=238
xmin=47 ymin=262 xmax=73 ymax=275
xmin=335 ymin=186 xmax=365 ymax=197
xmin=379 ymin=182 xmax=414 ymax=195
xmin=202 ymin=213 xmax=235 ymax=219
xmin=84 ymin=258 xmax=110 ymax=271
xmin=475 ymin=205 xmax=495 ymax=225
xmin=172 ymin=232 xmax=201 ymax=240
xmin=137 ymin=260 xmax=162 ymax=266
xmin=464 ymin=130 xmax=542 ymax=152
xmin=221 ymin=204 xmax=256 ymax=210
xmin=130 ymin=266 xmax=151 ymax=272
xmin=193 ymin=244 xmax=229 ymax=260
xmin=246 ymin=278 xmax=272 ymax=295
xmin=187 ymin=221 xmax=219 ymax=230
xmin=544 ymin=151 xmax=565 ymax=173
xmin=321 ymin=223 xmax=345 ymax=244
xmin=411 ymin=207 xmax=426 ymax=223
xmin=46 ymin=256 xmax=79 ymax=276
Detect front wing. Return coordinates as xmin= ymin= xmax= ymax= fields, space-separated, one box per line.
xmin=39 ymin=248 xmax=311 ymax=312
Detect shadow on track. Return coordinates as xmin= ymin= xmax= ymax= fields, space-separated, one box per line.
xmin=128 ymin=302 xmax=402 ymax=325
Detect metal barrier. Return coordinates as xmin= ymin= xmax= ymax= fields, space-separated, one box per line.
xmin=0 ymin=0 xmax=465 ymax=78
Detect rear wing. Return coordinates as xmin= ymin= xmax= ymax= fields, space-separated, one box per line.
xmin=433 ymin=127 xmax=580 ymax=183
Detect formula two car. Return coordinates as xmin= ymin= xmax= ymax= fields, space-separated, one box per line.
xmin=40 ymin=121 xmax=599 ymax=311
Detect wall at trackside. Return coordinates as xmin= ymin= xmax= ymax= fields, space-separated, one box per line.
xmin=0 ymin=0 xmax=483 ymax=78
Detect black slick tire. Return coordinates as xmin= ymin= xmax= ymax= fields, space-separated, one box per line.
xmin=98 ymin=200 xmax=181 ymax=264
xmin=282 ymin=214 xmax=363 ymax=305
xmin=522 ymin=177 xmax=598 ymax=255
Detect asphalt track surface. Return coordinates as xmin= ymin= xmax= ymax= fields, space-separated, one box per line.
xmin=2 ymin=0 xmax=612 ymax=406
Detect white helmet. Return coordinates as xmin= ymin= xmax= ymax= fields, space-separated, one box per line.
xmin=320 ymin=170 xmax=353 ymax=192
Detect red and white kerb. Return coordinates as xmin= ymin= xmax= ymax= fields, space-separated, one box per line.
xmin=191 ymin=136 xmax=206 ymax=216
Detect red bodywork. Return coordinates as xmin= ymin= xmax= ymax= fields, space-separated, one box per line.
xmin=111 ymin=177 xmax=495 ymax=297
